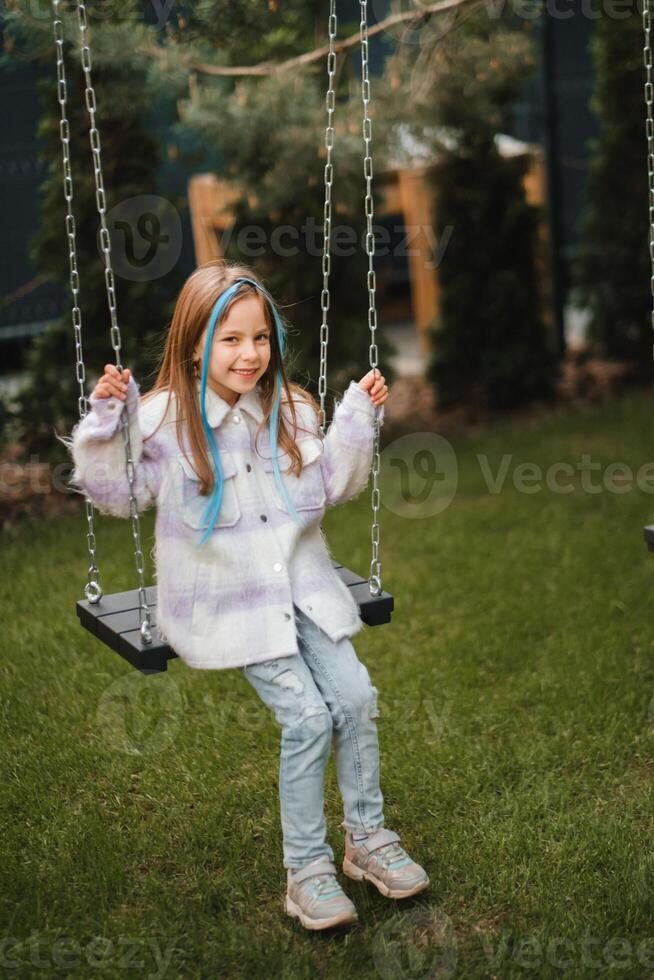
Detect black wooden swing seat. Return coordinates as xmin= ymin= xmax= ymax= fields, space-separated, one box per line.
xmin=77 ymin=561 xmax=394 ymax=674
xmin=643 ymin=525 xmax=654 ymax=551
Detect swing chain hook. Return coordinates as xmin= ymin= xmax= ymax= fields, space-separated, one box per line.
xmin=84 ymin=575 xmax=103 ymax=604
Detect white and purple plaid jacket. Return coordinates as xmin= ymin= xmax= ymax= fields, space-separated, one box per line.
xmin=66 ymin=374 xmax=384 ymax=671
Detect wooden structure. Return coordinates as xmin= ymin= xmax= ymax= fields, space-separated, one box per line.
xmin=188 ymin=140 xmax=547 ymax=356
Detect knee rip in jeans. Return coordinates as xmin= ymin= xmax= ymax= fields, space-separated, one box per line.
xmin=272 ymin=667 xmax=304 ymax=696
xmin=333 ymin=682 xmax=380 ymax=729
xmin=369 ymin=684 xmax=380 ymax=720
xmin=273 ymin=669 xmax=330 ymax=728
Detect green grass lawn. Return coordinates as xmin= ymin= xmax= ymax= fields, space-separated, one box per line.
xmin=2 ymin=389 xmax=654 ymax=979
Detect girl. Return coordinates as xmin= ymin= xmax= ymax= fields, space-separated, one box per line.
xmin=66 ymin=260 xmax=429 ymax=931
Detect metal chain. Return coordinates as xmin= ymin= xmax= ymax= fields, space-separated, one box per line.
xmin=74 ymin=1 xmax=153 ymax=644
xmin=318 ymin=0 xmax=383 ymax=598
xmin=318 ymin=0 xmax=337 ymax=436
xmin=643 ymin=0 xmax=654 ymax=356
xmin=53 ymin=1 xmax=153 ymax=643
xmin=359 ymin=0 xmax=382 ymax=597
xmin=52 ymin=1 xmax=102 ymax=605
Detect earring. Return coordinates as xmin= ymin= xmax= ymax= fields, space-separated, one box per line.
xmin=192 ymin=361 xmax=200 ymax=378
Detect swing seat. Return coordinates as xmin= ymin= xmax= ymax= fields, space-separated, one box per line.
xmin=643 ymin=525 xmax=654 ymax=551
xmin=76 ymin=562 xmax=394 ymax=675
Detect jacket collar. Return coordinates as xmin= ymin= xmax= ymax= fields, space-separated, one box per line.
xmin=195 ymin=379 xmax=265 ymax=429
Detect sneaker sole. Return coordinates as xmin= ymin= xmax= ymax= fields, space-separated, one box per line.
xmin=342 ymin=856 xmax=430 ymax=899
xmin=285 ymin=893 xmax=359 ymax=930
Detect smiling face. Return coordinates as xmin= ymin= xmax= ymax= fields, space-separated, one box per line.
xmin=193 ymin=292 xmax=272 ymax=407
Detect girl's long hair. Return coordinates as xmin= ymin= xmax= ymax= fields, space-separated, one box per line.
xmin=142 ymin=260 xmax=321 ymax=540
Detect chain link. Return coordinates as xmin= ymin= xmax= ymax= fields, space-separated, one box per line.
xmin=53 ymin=1 xmax=153 ymax=643
xmin=644 ymin=0 xmax=654 ymax=350
xmin=52 ymin=1 xmax=103 ymax=604
xmin=359 ymin=1 xmax=382 ymax=597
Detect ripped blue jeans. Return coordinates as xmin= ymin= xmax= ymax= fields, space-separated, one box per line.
xmin=240 ymin=604 xmax=385 ymax=870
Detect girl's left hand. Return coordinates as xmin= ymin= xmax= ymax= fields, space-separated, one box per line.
xmin=358 ymin=368 xmax=388 ymax=407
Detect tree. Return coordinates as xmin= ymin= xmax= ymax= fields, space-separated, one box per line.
xmin=3 ymin=0 xmax=396 ymax=437
xmin=2 ymin=2 xmax=185 ymax=460
xmin=69 ymin=1 xmax=398 ymax=398
xmin=575 ymin=5 xmax=652 ymax=380
xmin=379 ymin=9 xmax=559 ymax=411
xmin=166 ymin=2 xmax=397 ymax=400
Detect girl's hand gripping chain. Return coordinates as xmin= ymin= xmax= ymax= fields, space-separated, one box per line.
xmin=358 ymin=368 xmax=388 ymax=408
xmin=92 ymin=364 xmax=131 ymax=401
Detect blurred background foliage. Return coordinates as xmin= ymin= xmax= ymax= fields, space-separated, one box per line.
xmin=0 ymin=0 xmax=651 ymax=453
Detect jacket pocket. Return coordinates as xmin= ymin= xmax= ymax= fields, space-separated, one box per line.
xmin=258 ymin=435 xmax=326 ymax=513
xmin=178 ymin=450 xmax=241 ymax=530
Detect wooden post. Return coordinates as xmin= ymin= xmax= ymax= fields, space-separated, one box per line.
xmin=188 ymin=174 xmax=240 ymax=265
xmin=396 ymin=167 xmax=440 ymax=355
xmin=521 ymin=144 xmax=554 ymax=337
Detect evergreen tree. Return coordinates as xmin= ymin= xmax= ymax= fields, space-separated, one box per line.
xmin=575 ymin=5 xmax=652 ymax=379
xmin=430 ymin=144 xmax=555 ymax=410
xmin=380 ymin=11 xmax=559 ymax=411
xmin=4 ymin=1 xmax=395 ymax=437
xmin=2 ymin=3 xmax=185 ymax=460
xmin=168 ymin=2 xmax=397 ymax=399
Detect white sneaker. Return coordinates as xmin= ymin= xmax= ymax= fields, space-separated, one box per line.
xmin=342 ymin=826 xmax=430 ymax=899
xmin=285 ymin=857 xmax=359 ymax=930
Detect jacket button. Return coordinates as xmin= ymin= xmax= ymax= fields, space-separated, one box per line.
xmin=260 ymin=514 xmax=267 ymax=522
xmin=273 ymin=562 xmax=282 ymax=572
xmin=232 ymin=415 xmax=241 ymax=423
xmin=246 ymin=463 xmax=252 ymax=472
xmin=107 ymin=401 xmax=116 ymax=410
xmin=307 ymin=605 xmax=312 ymax=611
xmin=284 ymin=612 xmax=291 ymax=621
